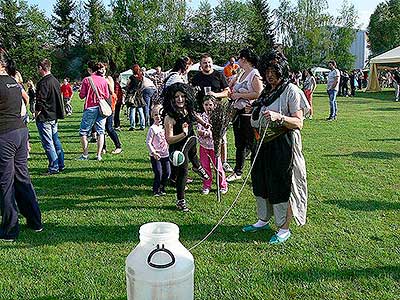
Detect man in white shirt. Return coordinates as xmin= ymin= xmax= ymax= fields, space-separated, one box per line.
xmin=326 ymin=60 xmax=340 ymax=120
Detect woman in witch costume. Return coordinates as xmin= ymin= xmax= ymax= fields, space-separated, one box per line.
xmin=242 ymin=50 xmax=309 ymax=245
xmin=163 ymin=82 xmax=209 ymax=212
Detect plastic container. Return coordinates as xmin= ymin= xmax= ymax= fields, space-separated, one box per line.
xmin=126 ymin=222 xmax=194 ymax=300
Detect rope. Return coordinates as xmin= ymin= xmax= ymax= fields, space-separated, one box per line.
xmin=188 ymin=120 xmax=270 ymax=251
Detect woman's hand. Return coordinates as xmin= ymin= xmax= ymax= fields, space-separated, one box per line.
xmin=153 ymin=153 xmax=160 ymax=160
xmin=182 ymin=122 xmax=189 ymax=135
xmin=230 ymin=92 xmax=240 ymax=100
xmin=262 ymin=110 xmax=282 ymax=122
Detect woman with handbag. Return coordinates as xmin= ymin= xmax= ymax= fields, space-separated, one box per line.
xmin=126 ymin=64 xmax=145 ymax=131
xmin=78 ymin=61 xmax=109 ymax=161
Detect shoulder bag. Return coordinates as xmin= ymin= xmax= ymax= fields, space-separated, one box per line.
xmin=88 ymin=77 xmax=112 ymax=117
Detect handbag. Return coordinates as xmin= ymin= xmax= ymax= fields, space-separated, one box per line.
xmin=88 ymin=77 xmax=112 ymax=117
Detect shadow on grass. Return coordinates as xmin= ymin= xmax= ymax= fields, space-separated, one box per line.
xmin=325 ymin=151 xmax=400 ymax=159
xmin=265 ymin=265 xmax=399 ymax=283
xmin=370 ymin=107 xmax=400 ymax=111
xmin=369 ymin=138 xmax=400 ymax=142
xmin=2 ymin=223 xmax=270 ymax=247
xmin=326 ymin=199 xmax=400 ymax=211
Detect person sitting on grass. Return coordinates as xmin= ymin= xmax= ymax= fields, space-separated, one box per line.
xmin=146 ymin=105 xmax=171 ymax=197
xmin=197 ymin=96 xmax=228 ymax=195
xmin=162 ymin=83 xmax=209 ymax=212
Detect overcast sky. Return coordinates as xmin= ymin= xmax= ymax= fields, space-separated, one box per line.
xmin=27 ymin=0 xmax=384 ymax=30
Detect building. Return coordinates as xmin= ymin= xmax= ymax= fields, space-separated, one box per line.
xmin=350 ymin=30 xmax=370 ymax=69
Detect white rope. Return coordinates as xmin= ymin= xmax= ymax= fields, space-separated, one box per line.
xmin=188 ymin=120 xmax=270 ymax=251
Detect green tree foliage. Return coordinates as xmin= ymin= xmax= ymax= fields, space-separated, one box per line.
xmin=52 ymin=0 xmax=76 ymax=50
xmin=183 ymin=1 xmax=214 ymax=59
xmin=368 ymin=0 xmax=400 ymax=56
xmin=0 ymin=0 xmax=52 ymax=81
xmin=276 ymin=0 xmax=358 ymax=71
xmin=329 ymin=0 xmax=357 ymax=70
xmin=213 ymin=0 xmax=250 ymax=64
xmin=247 ymin=0 xmax=275 ymax=57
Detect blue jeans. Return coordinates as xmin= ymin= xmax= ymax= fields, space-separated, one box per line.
xmin=327 ymin=89 xmax=338 ymax=118
xmin=36 ymin=120 xmax=65 ymax=173
xmin=79 ymin=106 xmax=106 ymax=136
xmin=143 ymin=87 xmax=156 ymax=125
xmin=129 ymin=106 xmax=145 ymax=129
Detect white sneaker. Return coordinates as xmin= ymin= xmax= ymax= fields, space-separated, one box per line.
xmin=227 ymin=173 xmax=241 ymax=182
xmin=202 ymin=188 xmax=210 ymax=195
xmin=223 ymin=162 xmax=234 ymax=173
xmin=220 ymin=188 xmax=228 ymax=194
xmin=111 ymin=148 xmax=123 ymax=154
xmin=96 ymin=156 xmax=102 ymax=161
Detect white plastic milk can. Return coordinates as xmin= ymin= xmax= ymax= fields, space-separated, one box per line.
xmin=126 ymin=222 xmax=194 ymax=300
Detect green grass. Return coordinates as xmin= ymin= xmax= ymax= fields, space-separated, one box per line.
xmin=1 ymin=85 xmax=399 ymax=300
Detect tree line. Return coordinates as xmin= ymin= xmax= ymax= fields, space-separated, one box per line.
xmin=0 ymin=0 xmax=376 ymax=82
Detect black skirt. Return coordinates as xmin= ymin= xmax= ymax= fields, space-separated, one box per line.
xmin=251 ymin=131 xmax=294 ymax=204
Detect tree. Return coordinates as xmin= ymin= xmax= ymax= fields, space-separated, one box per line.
xmin=0 ymin=0 xmax=25 ymax=49
xmin=52 ymin=0 xmax=76 ymax=50
xmin=247 ymin=0 xmax=275 ymax=56
xmin=275 ymin=0 xmax=333 ymax=70
xmin=183 ymin=0 xmax=215 ymax=60
xmin=329 ymin=0 xmax=358 ymax=70
xmin=213 ymin=0 xmax=250 ymax=63
xmin=368 ymin=0 xmax=400 ymax=56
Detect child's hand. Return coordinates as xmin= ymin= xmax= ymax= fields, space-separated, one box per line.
xmin=153 ymin=153 xmax=160 ymax=160
xmin=182 ymin=122 xmax=189 ymax=135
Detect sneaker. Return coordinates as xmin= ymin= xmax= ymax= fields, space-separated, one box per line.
xmin=102 ymin=149 xmax=107 ymax=154
xmin=0 ymin=235 xmax=16 ymax=242
xmin=227 ymin=173 xmax=241 ymax=182
xmin=223 ymin=162 xmax=234 ymax=173
xmin=269 ymin=231 xmax=291 ymax=245
xmin=176 ymin=200 xmax=189 ymax=212
xmin=111 ymin=148 xmax=123 ymax=154
xmin=160 ymin=191 xmax=166 ymax=196
xmin=42 ymin=170 xmax=59 ymax=176
xmin=78 ymin=154 xmax=89 ymax=160
xmin=128 ymin=127 xmax=135 ymax=131
xmin=202 ymin=188 xmax=210 ymax=195
xmin=154 ymin=193 xmax=160 ymax=197
xmin=95 ymin=156 xmax=102 ymax=161
xmin=139 ymin=127 xmax=145 ymax=131
xmin=220 ymin=188 xmax=228 ymax=194
xmin=192 ymin=167 xmax=210 ymax=181
xmin=115 ymin=126 xmax=121 ymax=131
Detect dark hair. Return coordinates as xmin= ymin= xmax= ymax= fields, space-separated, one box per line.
xmin=258 ymin=50 xmax=290 ymax=81
xmin=238 ymin=48 xmax=258 ymax=66
xmin=171 ymin=56 xmax=192 ymax=73
xmin=200 ymin=53 xmax=211 ymax=60
xmin=328 ymin=60 xmax=337 ymax=67
xmin=162 ymin=82 xmax=196 ymax=120
xmin=38 ymin=59 xmax=51 ymax=72
xmin=0 ymin=46 xmax=16 ymax=76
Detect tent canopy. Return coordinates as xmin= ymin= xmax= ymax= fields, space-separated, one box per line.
xmin=311 ymin=67 xmax=330 ymax=73
xmin=367 ymin=45 xmax=400 ymax=91
xmin=189 ymin=62 xmax=224 ymax=72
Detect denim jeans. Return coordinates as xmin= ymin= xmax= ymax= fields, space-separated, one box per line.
xmin=142 ymin=87 xmax=156 ymax=125
xmin=79 ymin=106 xmax=106 ymax=136
xmin=327 ymin=89 xmax=338 ymax=118
xmin=129 ymin=106 xmax=145 ymax=129
xmin=36 ymin=120 xmax=65 ymax=173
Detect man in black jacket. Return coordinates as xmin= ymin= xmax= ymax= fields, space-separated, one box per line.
xmin=35 ymin=59 xmax=65 ymax=175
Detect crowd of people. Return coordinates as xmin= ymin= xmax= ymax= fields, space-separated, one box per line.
xmin=1 ymin=41 xmax=317 ymax=245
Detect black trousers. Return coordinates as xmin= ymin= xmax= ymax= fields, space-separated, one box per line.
xmin=233 ymin=115 xmax=254 ymax=176
xmin=174 ymin=136 xmax=200 ymax=200
xmin=114 ymin=102 xmax=122 ymax=128
xmin=104 ymin=113 xmax=121 ymax=150
xmin=150 ymin=156 xmax=171 ymax=194
xmin=0 ymin=128 xmax=42 ymax=239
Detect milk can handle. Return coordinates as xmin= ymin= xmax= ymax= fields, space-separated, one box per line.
xmin=147 ymin=244 xmax=176 ymax=269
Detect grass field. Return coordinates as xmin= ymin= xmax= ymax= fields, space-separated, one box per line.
xmin=0 ymin=85 xmax=399 ymax=300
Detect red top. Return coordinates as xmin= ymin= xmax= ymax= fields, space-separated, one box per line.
xmin=60 ymin=83 xmax=73 ymax=98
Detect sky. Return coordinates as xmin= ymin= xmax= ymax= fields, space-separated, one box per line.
xmin=27 ymin=0 xmax=384 ymax=30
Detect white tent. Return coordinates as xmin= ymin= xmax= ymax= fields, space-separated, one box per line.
xmin=119 ymin=69 xmax=157 ymax=88
xmin=311 ymin=67 xmax=330 ymax=73
xmin=367 ymin=45 xmax=400 ymax=91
